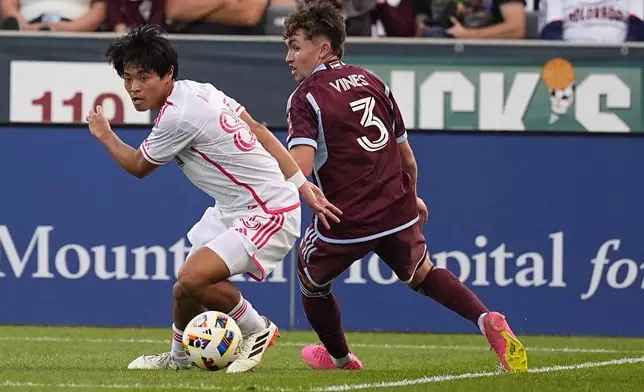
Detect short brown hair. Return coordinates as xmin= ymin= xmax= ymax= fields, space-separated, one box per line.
xmin=283 ymin=0 xmax=347 ymax=59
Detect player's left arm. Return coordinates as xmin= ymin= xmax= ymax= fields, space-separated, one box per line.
xmin=86 ymin=106 xmax=158 ymax=178
xmin=239 ymin=110 xmax=341 ymax=228
xmin=398 ymin=139 xmax=428 ymax=224
xmin=388 ymin=86 xmax=429 ymax=223
xmin=449 ymin=0 xmax=526 ymax=39
xmin=627 ymin=0 xmax=644 ymax=41
xmin=392 ymin=110 xmax=418 ymax=199
xmin=387 ymin=86 xmax=416 ymax=197
xmin=398 ymin=140 xmax=418 ymax=198
xmin=239 ymin=110 xmax=304 ymax=183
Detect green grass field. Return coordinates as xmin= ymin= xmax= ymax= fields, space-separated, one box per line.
xmin=1 ymin=326 xmax=644 ymax=391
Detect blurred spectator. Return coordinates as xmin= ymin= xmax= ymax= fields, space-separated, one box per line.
xmin=373 ymin=0 xmax=418 ymax=37
xmin=299 ymin=0 xmax=419 ymax=37
xmin=106 ymin=0 xmax=168 ymax=33
xmin=296 ymin=0 xmax=378 ymax=37
xmin=341 ymin=0 xmax=378 ymax=36
xmin=418 ymin=0 xmax=526 ymax=38
xmin=539 ymin=0 xmax=644 ymax=43
xmin=0 ymin=0 xmax=106 ymax=31
xmin=167 ymin=0 xmax=295 ymax=34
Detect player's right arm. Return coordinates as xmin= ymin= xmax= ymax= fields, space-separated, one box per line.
xmin=86 ymin=105 xmax=158 ymax=178
xmin=538 ymin=0 xmax=564 ymax=40
xmin=86 ymin=103 xmax=191 ymax=178
xmin=285 ymin=93 xmax=318 ymax=178
xmin=284 ymin=92 xmax=344 ymax=228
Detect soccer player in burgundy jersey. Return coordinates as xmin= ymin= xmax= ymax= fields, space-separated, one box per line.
xmin=282 ymin=0 xmax=528 ymax=373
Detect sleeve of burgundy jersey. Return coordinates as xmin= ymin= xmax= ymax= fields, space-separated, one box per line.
xmin=285 ymin=92 xmax=319 ymax=151
xmin=386 ymin=86 xmax=408 ymax=144
xmin=627 ymin=0 xmax=644 ymax=41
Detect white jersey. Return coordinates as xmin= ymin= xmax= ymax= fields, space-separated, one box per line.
xmin=539 ymin=0 xmax=644 ymax=43
xmin=140 ymin=80 xmax=300 ymax=214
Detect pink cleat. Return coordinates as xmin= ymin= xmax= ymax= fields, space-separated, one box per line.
xmin=301 ymin=344 xmax=363 ymax=370
xmin=482 ymin=312 xmax=528 ymax=373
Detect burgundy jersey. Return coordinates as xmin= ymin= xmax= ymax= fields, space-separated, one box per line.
xmin=286 ymin=61 xmax=418 ymax=243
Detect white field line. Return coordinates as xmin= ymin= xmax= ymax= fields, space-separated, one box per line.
xmin=1 ymin=356 xmax=643 ymax=391
xmin=312 ymin=356 xmax=644 ymax=391
xmin=0 ymin=381 xmax=292 ymax=391
xmin=0 ymin=336 xmax=640 ymax=354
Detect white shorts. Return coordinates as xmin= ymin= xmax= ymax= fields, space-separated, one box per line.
xmin=186 ymin=205 xmax=301 ymax=281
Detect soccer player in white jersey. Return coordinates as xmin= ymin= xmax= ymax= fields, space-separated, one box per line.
xmin=539 ymin=0 xmax=644 ymax=42
xmin=85 ymin=25 xmax=342 ymax=373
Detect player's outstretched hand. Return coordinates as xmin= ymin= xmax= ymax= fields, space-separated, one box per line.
xmin=300 ymin=182 xmax=342 ymax=230
xmin=417 ymin=197 xmax=429 ymax=224
xmin=86 ymin=105 xmax=113 ymax=141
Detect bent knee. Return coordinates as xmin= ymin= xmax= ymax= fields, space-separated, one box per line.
xmin=407 ymin=254 xmax=434 ymax=288
xmin=172 ymin=282 xmax=186 ymax=299
xmin=298 ymin=267 xmax=331 ymax=297
xmin=178 ymin=266 xmax=206 ymax=295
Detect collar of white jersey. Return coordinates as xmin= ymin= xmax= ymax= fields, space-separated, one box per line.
xmin=312 ymin=60 xmax=344 ymax=74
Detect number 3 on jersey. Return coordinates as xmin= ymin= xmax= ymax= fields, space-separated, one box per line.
xmin=350 ymin=96 xmax=389 ymax=152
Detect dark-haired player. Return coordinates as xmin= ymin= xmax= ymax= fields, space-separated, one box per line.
xmin=283 ymin=0 xmax=528 ymax=372
xmin=85 ymin=25 xmax=341 ymax=373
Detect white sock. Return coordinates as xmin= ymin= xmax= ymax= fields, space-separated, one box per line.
xmin=228 ymin=294 xmax=266 ymax=336
xmin=171 ymin=324 xmax=190 ymax=364
xmin=331 ymin=353 xmax=352 ymax=368
xmin=477 ymin=312 xmax=488 ymax=335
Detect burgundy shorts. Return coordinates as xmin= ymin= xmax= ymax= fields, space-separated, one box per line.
xmin=298 ymin=220 xmax=427 ymax=287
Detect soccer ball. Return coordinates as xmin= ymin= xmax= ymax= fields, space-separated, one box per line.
xmin=182 ymin=311 xmax=243 ymax=371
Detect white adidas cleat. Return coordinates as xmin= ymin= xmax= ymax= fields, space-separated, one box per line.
xmin=127 ymin=352 xmax=193 ymax=370
xmin=226 ymin=317 xmax=280 ymax=374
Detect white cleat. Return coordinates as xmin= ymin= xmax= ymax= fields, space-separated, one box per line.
xmin=127 ymin=352 xmax=193 ymax=370
xmin=226 ymin=317 xmax=280 ymax=374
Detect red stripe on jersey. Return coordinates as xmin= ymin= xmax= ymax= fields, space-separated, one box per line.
xmin=153 ymin=84 xmax=175 ymax=128
xmin=140 ymin=140 xmax=166 ymax=165
xmin=191 ymin=147 xmax=301 ymax=215
xmin=154 ymin=101 xmax=173 ymax=129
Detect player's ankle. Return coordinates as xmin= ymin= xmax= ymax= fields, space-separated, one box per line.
xmin=171 ymin=351 xmax=191 ymax=365
xmin=242 ymin=315 xmax=267 ymax=335
xmin=477 ymin=312 xmax=488 ymax=335
xmin=331 ymin=353 xmax=352 ymax=368
xmin=228 ymin=296 xmax=266 ymax=336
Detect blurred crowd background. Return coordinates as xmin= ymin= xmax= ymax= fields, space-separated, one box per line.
xmin=0 ymin=0 xmax=639 ymax=43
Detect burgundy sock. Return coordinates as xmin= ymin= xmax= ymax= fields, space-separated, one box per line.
xmin=414 ymin=268 xmax=489 ymax=325
xmin=301 ymin=292 xmax=350 ymax=359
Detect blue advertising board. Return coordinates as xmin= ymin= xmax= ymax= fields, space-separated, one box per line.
xmin=1 ymin=126 xmax=643 ymax=336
